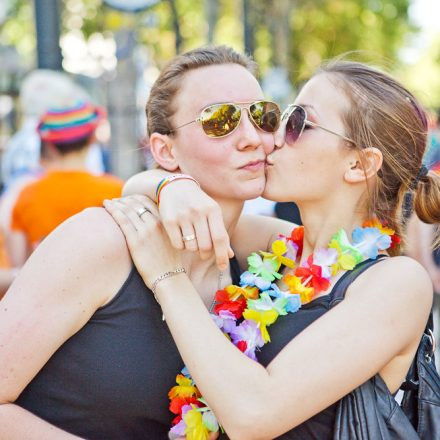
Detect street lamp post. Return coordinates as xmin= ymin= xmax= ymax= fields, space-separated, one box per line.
xmin=34 ymin=0 xmax=63 ymax=70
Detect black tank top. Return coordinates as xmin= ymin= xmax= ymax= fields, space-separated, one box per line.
xmin=17 ymin=258 xmax=242 ymax=440
xmin=17 ymin=256 xmax=384 ymax=439
xmin=253 ymin=256 xmax=387 ymax=440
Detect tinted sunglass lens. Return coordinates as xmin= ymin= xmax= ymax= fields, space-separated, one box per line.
xmin=286 ymin=106 xmax=305 ymax=144
xmin=250 ymin=101 xmax=281 ymax=132
xmin=201 ymin=104 xmax=241 ymax=137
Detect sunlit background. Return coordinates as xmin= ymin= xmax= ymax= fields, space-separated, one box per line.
xmin=0 ymin=0 xmax=439 ymax=178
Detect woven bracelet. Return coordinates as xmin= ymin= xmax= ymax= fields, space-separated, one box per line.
xmin=156 ymin=174 xmax=200 ymax=206
xmin=151 ymin=267 xmax=186 ymax=302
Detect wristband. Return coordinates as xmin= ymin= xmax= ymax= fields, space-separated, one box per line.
xmin=156 ymin=174 xmax=200 ymax=206
xmin=151 ymin=267 xmax=187 ymax=302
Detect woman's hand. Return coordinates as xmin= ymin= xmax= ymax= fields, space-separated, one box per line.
xmin=157 ymin=179 xmax=233 ymax=271
xmin=103 ymin=195 xmax=183 ymax=289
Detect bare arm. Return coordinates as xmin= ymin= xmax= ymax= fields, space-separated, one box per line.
xmin=0 ymin=208 xmax=131 ymax=439
xmin=122 ymin=169 xmax=172 ymax=199
xmin=155 ymin=256 xmax=431 ymax=439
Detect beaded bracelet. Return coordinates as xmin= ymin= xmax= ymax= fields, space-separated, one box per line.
xmin=151 ymin=267 xmax=187 ymax=302
xmin=156 ymin=174 xmax=200 ymax=206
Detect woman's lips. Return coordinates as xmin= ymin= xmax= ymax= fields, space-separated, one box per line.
xmin=240 ymin=160 xmax=266 ymax=172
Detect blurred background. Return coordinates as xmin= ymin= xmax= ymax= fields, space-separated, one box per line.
xmin=0 ymin=0 xmax=439 ymax=181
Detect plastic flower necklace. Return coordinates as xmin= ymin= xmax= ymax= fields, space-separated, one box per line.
xmin=167 ymin=219 xmax=398 ymax=439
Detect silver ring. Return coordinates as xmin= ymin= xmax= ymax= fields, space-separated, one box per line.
xmin=182 ymin=233 xmax=196 ymax=242
xmin=136 ymin=207 xmax=150 ymax=218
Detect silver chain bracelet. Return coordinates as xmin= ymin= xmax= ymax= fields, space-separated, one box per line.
xmin=151 ymin=267 xmax=186 ymax=302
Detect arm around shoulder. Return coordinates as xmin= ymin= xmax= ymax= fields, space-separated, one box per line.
xmin=0 ymin=207 xmax=131 ymax=439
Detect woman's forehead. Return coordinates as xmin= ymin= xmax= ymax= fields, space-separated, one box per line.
xmin=295 ymin=74 xmax=350 ymax=117
xmin=176 ymin=64 xmax=264 ymax=110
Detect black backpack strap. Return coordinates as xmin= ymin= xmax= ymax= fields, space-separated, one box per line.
xmin=329 ymin=255 xmax=388 ymax=309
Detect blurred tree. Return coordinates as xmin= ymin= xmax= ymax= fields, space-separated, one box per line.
xmin=280 ymin=0 xmax=413 ymax=85
xmin=2 ymin=0 xmax=439 ymax=109
xmin=397 ymin=33 xmax=440 ymax=109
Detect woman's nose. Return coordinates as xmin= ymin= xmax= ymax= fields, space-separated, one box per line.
xmin=274 ymin=123 xmax=286 ymax=148
xmin=236 ymin=110 xmax=262 ymax=150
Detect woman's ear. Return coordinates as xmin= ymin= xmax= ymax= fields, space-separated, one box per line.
xmin=149 ymin=133 xmax=180 ymax=171
xmin=344 ymin=147 xmax=383 ymax=183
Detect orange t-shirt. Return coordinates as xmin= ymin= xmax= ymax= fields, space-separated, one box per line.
xmin=11 ymin=170 xmax=123 ymax=245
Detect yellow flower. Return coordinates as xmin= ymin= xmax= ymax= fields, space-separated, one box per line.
xmin=283 ymin=274 xmax=314 ymax=304
xmin=328 ymin=239 xmax=356 ymax=274
xmin=184 ymin=406 xmax=210 ymax=440
xmin=225 ymin=284 xmax=259 ymax=300
xmin=260 ymin=240 xmax=296 ymax=271
xmin=243 ymin=309 xmax=278 ymax=343
xmin=168 ymin=375 xmax=200 ymax=400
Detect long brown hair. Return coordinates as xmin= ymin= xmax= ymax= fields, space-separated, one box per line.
xmin=146 ymin=45 xmax=257 ymax=137
xmin=317 ymin=60 xmax=440 ymax=254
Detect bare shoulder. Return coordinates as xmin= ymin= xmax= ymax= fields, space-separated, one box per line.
xmin=232 ymin=214 xmax=297 ymax=267
xmin=348 ymin=255 xmax=433 ymax=328
xmin=7 ymin=207 xmax=131 ymax=309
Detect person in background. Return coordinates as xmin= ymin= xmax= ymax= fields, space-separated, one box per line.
xmin=7 ymin=101 xmax=123 ymax=267
xmin=0 ymin=70 xmax=109 ymax=283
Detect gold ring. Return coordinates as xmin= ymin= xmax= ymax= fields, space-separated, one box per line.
xmin=182 ymin=233 xmax=196 ymax=242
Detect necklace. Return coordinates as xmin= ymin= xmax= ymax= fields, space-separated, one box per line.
xmin=208 ymin=271 xmax=223 ymax=313
xmin=166 ymin=219 xmax=397 ymax=439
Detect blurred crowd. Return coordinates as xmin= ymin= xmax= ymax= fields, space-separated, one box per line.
xmin=0 ymin=69 xmax=123 ymax=296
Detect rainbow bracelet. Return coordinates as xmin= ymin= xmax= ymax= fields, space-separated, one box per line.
xmin=156 ymin=174 xmax=200 ymax=206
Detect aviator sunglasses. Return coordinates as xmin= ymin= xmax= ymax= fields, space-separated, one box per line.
xmin=282 ymin=104 xmax=356 ymax=145
xmin=169 ymin=101 xmax=281 ymax=138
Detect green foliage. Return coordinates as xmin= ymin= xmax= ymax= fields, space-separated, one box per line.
xmin=0 ymin=0 xmax=35 ymax=62
xmin=5 ymin=0 xmax=440 ymax=108
xmin=287 ymin=0 xmax=413 ymax=84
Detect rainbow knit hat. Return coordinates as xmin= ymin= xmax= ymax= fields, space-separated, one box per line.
xmin=37 ymin=101 xmax=105 ymax=144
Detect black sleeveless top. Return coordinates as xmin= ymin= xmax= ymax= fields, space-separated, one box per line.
xmin=17 ymin=258 xmax=242 ymax=440
xmin=252 ymin=257 xmax=387 ymax=440
xmin=17 ymin=256 xmax=385 ymax=439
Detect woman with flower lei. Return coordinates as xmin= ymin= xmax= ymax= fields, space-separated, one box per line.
xmin=106 ymin=61 xmax=438 ymax=439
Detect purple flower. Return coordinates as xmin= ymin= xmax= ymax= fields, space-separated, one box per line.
xmin=211 ymin=310 xmax=237 ymax=333
xmin=230 ymin=320 xmax=264 ymax=361
xmin=240 ymin=271 xmax=272 ymax=291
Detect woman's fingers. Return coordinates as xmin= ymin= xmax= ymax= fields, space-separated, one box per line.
xmin=194 ymin=217 xmax=214 ymax=260
xmin=181 ymin=223 xmax=198 ymax=252
xmin=103 ymin=199 xmax=142 ymax=248
xmin=207 ymin=207 xmax=232 ymax=270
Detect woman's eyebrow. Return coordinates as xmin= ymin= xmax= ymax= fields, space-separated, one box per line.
xmin=299 ymin=104 xmax=319 ymax=116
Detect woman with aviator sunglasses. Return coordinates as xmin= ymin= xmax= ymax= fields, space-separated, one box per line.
xmin=105 ymin=60 xmax=439 ymax=439
xmin=0 ymin=46 xmax=291 ymax=440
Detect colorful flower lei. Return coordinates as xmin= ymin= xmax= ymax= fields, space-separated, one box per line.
xmin=167 ymin=220 xmax=396 ymax=439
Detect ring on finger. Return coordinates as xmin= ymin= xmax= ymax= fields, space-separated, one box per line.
xmin=136 ymin=207 xmax=150 ymax=218
xmin=182 ymin=233 xmax=196 ymax=242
